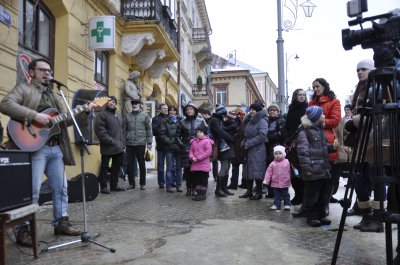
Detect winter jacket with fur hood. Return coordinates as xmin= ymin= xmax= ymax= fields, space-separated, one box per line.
xmin=297 ymin=115 xmax=334 ymax=181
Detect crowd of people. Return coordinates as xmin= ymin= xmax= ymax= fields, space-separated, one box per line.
xmin=0 ymin=57 xmax=388 ymax=250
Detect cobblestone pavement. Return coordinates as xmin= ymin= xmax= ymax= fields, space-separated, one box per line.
xmin=5 ymin=171 xmax=398 ymax=265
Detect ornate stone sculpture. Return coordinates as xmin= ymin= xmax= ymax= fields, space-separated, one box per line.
xmin=122 ymin=71 xmax=141 ymax=117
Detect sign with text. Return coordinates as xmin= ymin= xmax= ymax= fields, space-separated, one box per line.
xmin=0 ymin=5 xmax=12 ymax=27
xmin=88 ymin=16 xmax=115 ymax=51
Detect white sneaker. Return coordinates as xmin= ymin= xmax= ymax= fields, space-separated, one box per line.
xmin=284 ymin=205 xmax=291 ymax=210
xmin=270 ymin=205 xmax=278 ymax=210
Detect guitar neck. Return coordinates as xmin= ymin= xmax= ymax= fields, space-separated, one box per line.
xmin=50 ymin=105 xmax=86 ymax=125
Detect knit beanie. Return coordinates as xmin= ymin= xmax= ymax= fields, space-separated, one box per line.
xmin=267 ymin=103 xmax=281 ymax=113
xmin=215 ymin=105 xmax=227 ymax=116
xmin=306 ymin=106 xmax=323 ymax=122
xmin=227 ymin=110 xmax=237 ymax=119
xmin=249 ymin=103 xmax=263 ymax=112
xmin=273 ymin=145 xmax=286 ymax=158
xmin=196 ymin=124 xmax=208 ymax=134
xmin=109 ymin=96 xmax=117 ymax=104
xmin=356 ymin=59 xmax=375 ymax=71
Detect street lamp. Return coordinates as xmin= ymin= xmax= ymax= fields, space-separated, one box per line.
xmin=285 ymin=53 xmax=299 ymax=104
xmin=306 ymin=86 xmax=314 ymax=102
xmin=276 ymin=0 xmax=316 ymax=113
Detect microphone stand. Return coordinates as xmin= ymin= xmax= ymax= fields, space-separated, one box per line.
xmin=44 ymin=82 xmax=116 ymax=253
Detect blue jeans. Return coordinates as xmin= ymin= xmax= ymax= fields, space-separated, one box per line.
xmin=32 ymin=145 xmax=68 ymax=225
xmin=273 ymin=187 xmax=291 ymax=209
xmin=165 ymin=152 xmax=182 ymax=188
xmin=157 ymin=150 xmax=166 ymax=187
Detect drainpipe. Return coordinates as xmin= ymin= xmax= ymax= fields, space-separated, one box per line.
xmin=177 ymin=0 xmax=181 ymax=109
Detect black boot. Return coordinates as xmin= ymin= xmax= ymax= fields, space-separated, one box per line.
xmin=359 ymin=209 xmax=384 ymax=233
xmin=353 ymin=207 xmax=372 ymax=230
xmin=239 ymin=180 xmax=253 ymax=198
xmin=250 ymin=180 xmax=262 ymax=200
xmin=221 ymin=176 xmax=234 ymax=195
xmin=215 ymin=177 xmax=227 ymax=197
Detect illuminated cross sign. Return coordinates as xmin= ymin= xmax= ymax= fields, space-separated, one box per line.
xmin=88 ymin=16 xmax=115 ymax=51
xmin=91 ymin=21 xmax=111 ymax=43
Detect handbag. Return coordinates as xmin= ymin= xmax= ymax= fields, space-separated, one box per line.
xmin=144 ymin=149 xmax=153 ymax=162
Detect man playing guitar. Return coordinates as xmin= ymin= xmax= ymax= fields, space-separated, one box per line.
xmin=0 ymin=58 xmax=95 ymax=247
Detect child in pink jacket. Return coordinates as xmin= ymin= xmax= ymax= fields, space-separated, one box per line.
xmin=263 ymin=145 xmax=292 ymax=211
xmin=190 ymin=125 xmax=213 ymax=201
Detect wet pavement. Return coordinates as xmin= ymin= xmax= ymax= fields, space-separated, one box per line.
xmin=5 ymin=171 xmax=398 ymax=265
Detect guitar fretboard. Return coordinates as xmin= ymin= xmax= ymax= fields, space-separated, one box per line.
xmin=50 ymin=105 xmax=86 ymax=125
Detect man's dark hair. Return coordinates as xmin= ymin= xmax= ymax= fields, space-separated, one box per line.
xmin=28 ymin=58 xmax=52 ymax=72
xmin=159 ymin=103 xmax=167 ymax=110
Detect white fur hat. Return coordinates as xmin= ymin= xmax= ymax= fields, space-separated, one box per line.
xmin=273 ymin=145 xmax=286 ymax=158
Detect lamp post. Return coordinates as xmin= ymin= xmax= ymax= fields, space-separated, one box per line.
xmin=306 ymin=86 xmax=314 ymax=102
xmin=276 ymin=0 xmax=316 ymax=113
xmin=285 ymin=53 xmax=299 ymax=104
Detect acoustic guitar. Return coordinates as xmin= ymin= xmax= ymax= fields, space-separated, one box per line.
xmin=7 ymin=97 xmax=109 ymax=152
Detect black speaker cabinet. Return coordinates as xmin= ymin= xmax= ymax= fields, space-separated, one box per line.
xmin=0 ymin=150 xmax=32 ymax=212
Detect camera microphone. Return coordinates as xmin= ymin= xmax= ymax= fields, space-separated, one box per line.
xmin=48 ymin=76 xmax=67 ymax=88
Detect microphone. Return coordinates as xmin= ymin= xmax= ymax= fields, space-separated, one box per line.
xmin=48 ymin=76 xmax=67 ymax=88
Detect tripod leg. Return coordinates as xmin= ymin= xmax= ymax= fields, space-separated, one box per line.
xmin=87 ymin=239 xmax=116 ymax=253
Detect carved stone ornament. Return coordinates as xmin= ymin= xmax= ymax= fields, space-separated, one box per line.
xmin=148 ymin=62 xmax=173 ymax=79
xmin=121 ymin=33 xmax=155 ymax=56
xmin=136 ymin=49 xmax=166 ymax=69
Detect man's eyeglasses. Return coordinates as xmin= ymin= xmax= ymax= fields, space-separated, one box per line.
xmin=269 ymin=109 xmax=278 ymax=112
xmin=297 ymin=94 xmax=306 ymax=96
xmin=35 ymin=68 xmax=53 ymax=74
xmin=357 ymin=68 xmax=368 ymax=72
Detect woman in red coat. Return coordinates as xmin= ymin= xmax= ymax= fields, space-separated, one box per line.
xmin=309 ymin=78 xmax=341 ymax=210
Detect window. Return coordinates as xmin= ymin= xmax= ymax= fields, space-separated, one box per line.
xmin=94 ymin=51 xmax=109 ymax=91
xmin=18 ymin=0 xmax=54 ymax=59
xmin=216 ymin=87 xmax=227 ymax=106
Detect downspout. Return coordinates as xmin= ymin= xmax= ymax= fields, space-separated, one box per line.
xmin=177 ymin=0 xmax=181 ymax=109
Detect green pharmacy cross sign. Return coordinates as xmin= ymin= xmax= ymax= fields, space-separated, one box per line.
xmin=91 ymin=21 xmax=111 ymax=43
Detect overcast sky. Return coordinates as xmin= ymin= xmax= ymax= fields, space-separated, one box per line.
xmin=204 ymin=0 xmax=399 ymax=105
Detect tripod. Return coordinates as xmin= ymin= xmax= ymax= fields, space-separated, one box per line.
xmin=44 ymin=84 xmax=115 ymax=253
xmin=332 ymin=67 xmax=400 ymax=265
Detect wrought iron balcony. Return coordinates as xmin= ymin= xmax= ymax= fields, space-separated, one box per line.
xmin=122 ymin=0 xmax=178 ymax=49
xmin=192 ymin=83 xmax=213 ymax=103
xmin=193 ymin=28 xmax=209 ymax=42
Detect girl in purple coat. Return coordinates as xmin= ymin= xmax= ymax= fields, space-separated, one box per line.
xmin=190 ymin=125 xmax=213 ymax=201
xmin=263 ymin=145 xmax=292 ymax=211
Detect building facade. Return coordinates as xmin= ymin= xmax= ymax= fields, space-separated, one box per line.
xmin=0 ymin=0 xmax=186 ymax=177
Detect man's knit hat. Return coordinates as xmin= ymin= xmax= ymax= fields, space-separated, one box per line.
xmin=306 ymin=106 xmax=323 ymax=122
xmin=109 ymin=96 xmax=117 ymax=104
xmin=215 ymin=105 xmax=227 ymax=116
xmin=273 ymin=145 xmax=286 ymax=158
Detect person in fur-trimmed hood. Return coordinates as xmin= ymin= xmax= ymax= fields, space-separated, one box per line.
xmin=297 ymin=106 xmax=338 ymax=227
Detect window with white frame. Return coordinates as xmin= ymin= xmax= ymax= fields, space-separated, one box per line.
xmin=216 ymin=87 xmax=227 ymax=106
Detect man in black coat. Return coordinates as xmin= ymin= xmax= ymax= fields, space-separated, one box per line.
xmin=152 ymin=103 xmax=169 ymax=189
xmin=94 ymin=96 xmax=125 ymax=194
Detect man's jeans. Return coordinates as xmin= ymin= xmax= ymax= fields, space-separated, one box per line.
xmin=165 ymin=152 xmax=182 ymax=188
xmin=157 ymin=150 xmax=166 ymax=187
xmin=32 ymin=145 xmax=68 ymax=225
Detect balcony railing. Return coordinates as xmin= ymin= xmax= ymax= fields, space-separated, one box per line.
xmin=193 ymin=28 xmax=208 ymax=42
xmin=192 ymin=83 xmax=213 ymax=103
xmin=122 ymin=0 xmax=178 ymax=49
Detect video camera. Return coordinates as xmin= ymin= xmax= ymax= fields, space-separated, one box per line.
xmin=341 ymin=0 xmax=400 ymax=52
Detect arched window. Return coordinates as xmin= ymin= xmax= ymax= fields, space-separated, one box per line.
xmin=18 ymin=0 xmax=54 ymax=61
